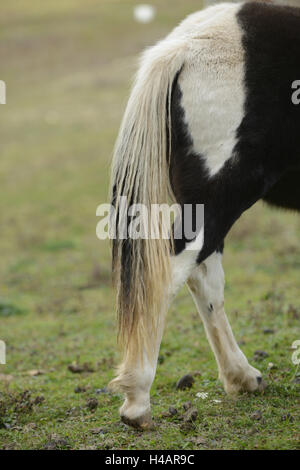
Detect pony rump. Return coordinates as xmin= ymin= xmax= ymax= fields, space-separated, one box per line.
xmin=109 ymin=38 xmax=186 ymax=375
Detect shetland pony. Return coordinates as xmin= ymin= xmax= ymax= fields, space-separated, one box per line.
xmin=109 ymin=2 xmax=300 ymax=429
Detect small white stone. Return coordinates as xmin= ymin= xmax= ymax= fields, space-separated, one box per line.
xmin=133 ymin=4 xmax=156 ymax=24
xmin=196 ymin=392 xmax=208 ymax=399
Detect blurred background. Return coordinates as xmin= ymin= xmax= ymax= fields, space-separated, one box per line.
xmin=0 ymin=0 xmax=299 ymax=450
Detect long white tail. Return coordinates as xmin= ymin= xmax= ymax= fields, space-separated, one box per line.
xmin=110 ymin=38 xmax=186 ymax=368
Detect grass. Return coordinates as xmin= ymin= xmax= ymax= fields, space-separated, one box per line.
xmin=0 ymin=0 xmax=299 ymax=450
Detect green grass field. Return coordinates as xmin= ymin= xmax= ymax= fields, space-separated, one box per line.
xmin=0 ymin=0 xmax=299 ymax=450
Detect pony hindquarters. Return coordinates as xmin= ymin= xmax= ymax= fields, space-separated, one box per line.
xmin=107 ymin=1 xmax=299 ymax=428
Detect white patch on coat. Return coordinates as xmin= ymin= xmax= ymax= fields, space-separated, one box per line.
xmin=175 ymin=3 xmax=245 ymax=177
xmin=170 ymin=232 xmax=203 ymax=296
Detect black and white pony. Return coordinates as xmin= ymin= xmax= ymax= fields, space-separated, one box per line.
xmin=109 ymin=1 xmax=300 ymax=429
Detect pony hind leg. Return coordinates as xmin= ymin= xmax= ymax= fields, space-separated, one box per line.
xmin=109 ymin=238 xmax=202 ymax=429
xmin=187 ymin=251 xmax=266 ymax=394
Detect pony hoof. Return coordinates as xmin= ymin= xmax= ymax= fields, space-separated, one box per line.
xmin=121 ymin=411 xmax=154 ymax=431
xmin=222 ymin=365 xmax=266 ymax=394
